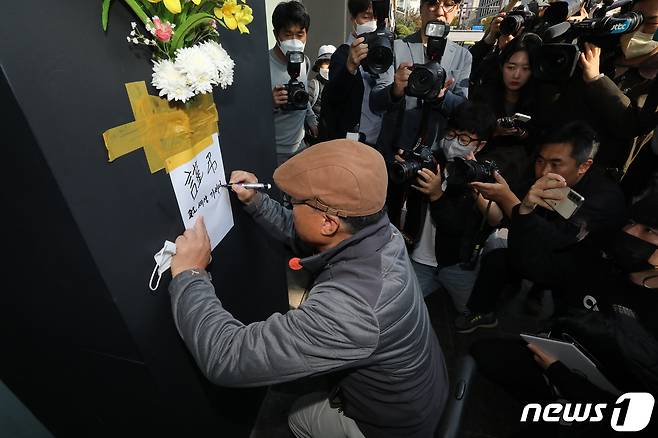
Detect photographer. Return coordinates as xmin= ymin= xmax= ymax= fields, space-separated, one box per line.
xmin=472 ymin=35 xmax=541 ymax=188
xmin=401 ymin=102 xmax=498 ymax=309
xmin=469 ymin=196 xmax=658 ymax=437
xmin=371 ymin=0 xmax=471 ymax=164
xmin=319 ymin=0 xmax=393 ymax=144
xmin=307 ymin=44 xmax=335 ymax=121
xmin=269 ymin=1 xmax=318 ymax=164
xmin=457 ymin=122 xmax=626 ymax=333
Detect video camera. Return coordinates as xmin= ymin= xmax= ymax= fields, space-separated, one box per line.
xmin=531 ymin=0 xmax=644 ymax=81
xmin=358 ymin=0 xmax=395 ymax=75
xmin=406 ymin=21 xmax=449 ymax=101
xmin=282 ymin=51 xmax=309 ymax=111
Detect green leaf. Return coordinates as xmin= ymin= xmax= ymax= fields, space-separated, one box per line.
xmin=123 ymin=0 xmax=152 ymax=26
xmin=137 ymin=0 xmax=155 ymax=16
xmin=101 ymin=0 xmax=112 ymax=31
xmin=170 ymin=12 xmax=214 ymax=51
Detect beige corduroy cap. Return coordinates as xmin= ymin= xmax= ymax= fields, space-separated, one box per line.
xmin=273 ymin=139 xmax=388 ymax=217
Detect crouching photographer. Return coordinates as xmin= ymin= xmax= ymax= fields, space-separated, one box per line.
xmin=468 ymin=195 xmax=658 ymax=437
xmin=456 ymin=121 xmax=626 ymax=333
xmin=394 ymin=102 xmax=499 ymax=313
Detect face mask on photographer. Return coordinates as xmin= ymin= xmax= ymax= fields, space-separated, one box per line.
xmin=319 ymin=67 xmax=329 ymax=81
xmin=610 ymin=231 xmax=658 ymax=273
xmin=441 ymin=137 xmax=474 ymax=161
xmin=279 ymin=38 xmax=305 ymax=55
xmin=355 ymin=20 xmax=378 ymax=35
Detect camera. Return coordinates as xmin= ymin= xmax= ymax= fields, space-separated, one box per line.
xmin=534 ymin=0 xmax=644 ymax=81
xmin=282 ymin=51 xmax=309 ymax=111
xmin=501 ymin=7 xmax=539 ymax=36
xmin=406 ymin=21 xmax=449 ymax=101
xmin=498 ymin=113 xmax=532 ymax=129
xmin=446 ymin=157 xmax=499 ymax=186
xmin=390 ymin=146 xmax=437 ymax=184
xmin=358 ymin=0 xmax=395 ymax=75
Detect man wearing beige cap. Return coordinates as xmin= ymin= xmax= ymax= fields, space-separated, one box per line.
xmin=168 ymin=139 xmax=448 ymax=437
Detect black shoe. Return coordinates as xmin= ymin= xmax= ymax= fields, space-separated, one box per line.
xmin=455 ymin=312 xmax=498 ymax=334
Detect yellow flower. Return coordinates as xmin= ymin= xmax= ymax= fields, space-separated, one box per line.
xmin=235 ymin=5 xmax=253 ymax=34
xmin=192 ymin=0 xmax=202 ymax=4
xmin=214 ymin=0 xmax=241 ymax=30
xmin=147 ymin=0 xmax=182 ymax=14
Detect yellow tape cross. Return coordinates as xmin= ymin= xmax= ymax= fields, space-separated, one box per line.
xmin=102 ymin=81 xmax=219 ymax=173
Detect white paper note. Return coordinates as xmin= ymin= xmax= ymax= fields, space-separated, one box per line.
xmin=169 ymin=133 xmax=233 ymax=249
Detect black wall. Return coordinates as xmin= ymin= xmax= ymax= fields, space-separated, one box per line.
xmin=1 ymin=1 xmax=288 ymax=436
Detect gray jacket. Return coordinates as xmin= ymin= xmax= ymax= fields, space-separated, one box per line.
xmin=169 ymin=193 xmax=448 ymax=437
xmin=370 ymin=31 xmax=471 ymax=161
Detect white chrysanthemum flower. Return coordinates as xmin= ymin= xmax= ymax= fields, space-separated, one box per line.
xmin=152 ymin=59 xmax=194 ymax=102
xmin=174 ymin=45 xmax=219 ymax=94
xmin=199 ymin=41 xmax=235 ymax=89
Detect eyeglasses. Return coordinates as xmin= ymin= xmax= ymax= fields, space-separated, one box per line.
xmin=425 ymin=0 xmax=459 ymax=14
xmin=444 ymin=130 xmax=482 ymax=146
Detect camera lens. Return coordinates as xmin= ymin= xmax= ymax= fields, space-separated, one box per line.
xmin=500 ymin=15 xmax=524 ymax=36
xmin=368 ymin=44 xmax=394 ymax=74
xmin=290 ymin=88 xmax=309 ymax=106
xmin=408 ymin=67 xmax=435 ymax=96
xmin=391 ymin=160 xmax=422 ymax=184
xmin=446 ymin=158 xmax=497 ymax=185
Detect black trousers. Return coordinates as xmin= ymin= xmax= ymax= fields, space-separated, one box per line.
xmin=467 ymin=248 xmax=519 ymax=314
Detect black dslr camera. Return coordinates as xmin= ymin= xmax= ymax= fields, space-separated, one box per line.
xmin=446 ymin=157 xmax=499 ymax=186
xmin=282 ymin=51 xmax=309 ymax=111
xmin=390 ymin=146 xmax=437 ymax=184
xmin=406 ymin=21 xmax=449 ymax=101
xmin=501 ymin=6 xmax=539 ymax=36
xmin=358 ymin=0 xmax=395 ymax=74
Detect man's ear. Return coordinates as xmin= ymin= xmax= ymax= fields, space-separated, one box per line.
xmin=577 ymin=158 xmax=593 ymax=175
xmin=476 ymin=140 xmax=487 ymax=153
xmin=319 ymin=214 xmax=341 ymax=237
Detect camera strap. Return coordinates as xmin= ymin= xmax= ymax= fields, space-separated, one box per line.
xmin=461 ymin=200 xmax=493 ymax=270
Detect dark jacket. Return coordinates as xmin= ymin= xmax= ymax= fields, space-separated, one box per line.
xmin=507 ymin=167 xmax=626 ymax=309
xmin=169 ymin=193 xmax=448 ymax=438
xmin=319 ymin=43 xmax=364 ymax=141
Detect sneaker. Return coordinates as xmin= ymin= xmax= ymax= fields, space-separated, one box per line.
xmin=455 ymin=312 xmax=498 ymax=334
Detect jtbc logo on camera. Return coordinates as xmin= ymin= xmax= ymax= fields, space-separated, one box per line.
xmin=521 ymin=393 xmax=655 ymax=432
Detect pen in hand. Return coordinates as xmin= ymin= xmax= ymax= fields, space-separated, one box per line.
xmin=220 ymin=182 xmax=272 ymax=190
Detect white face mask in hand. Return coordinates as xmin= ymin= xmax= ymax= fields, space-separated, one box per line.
xmin=355 ymin=20 xmax=377 ymax=35
xmin=319 ymin=67 xmax=329 ymax=81
xmin=278 ymin=38 xmax=305 ymax=55
xmin=441 ymin=138 xmax=473 ymax=161
xmin=149 ymin=240 xmax=177 ymax=291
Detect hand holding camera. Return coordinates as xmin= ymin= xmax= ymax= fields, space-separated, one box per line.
xmin=392 ymin=62 xmax=413 ymax=98
xmin=579 ymin=42 xmax=601 ymax=83
xmin=347 ymin=36 xmax=368 ymax=75
xmin=470 ymin=170 xmax=512 ymax=204
xmin=272 ymin=85 xmax=288 ymax=107
xmin=411 ymin=163 xmax=444 ymax=202
xmin=484 ymin=12 xmax=507 ymax=45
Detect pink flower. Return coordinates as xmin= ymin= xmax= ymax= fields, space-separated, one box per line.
xmin=151 ymin=16 xmax=173 ymax=42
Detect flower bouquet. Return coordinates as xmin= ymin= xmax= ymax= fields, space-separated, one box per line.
xmin=101 ymin=0 xmax=253 ymax=102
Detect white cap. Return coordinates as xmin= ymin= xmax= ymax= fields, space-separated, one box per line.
xmin=317 ymin=44 xmax=337 ymax=61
